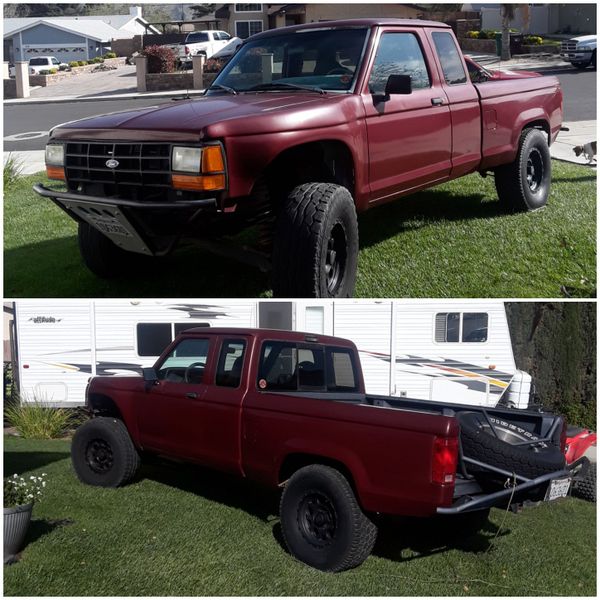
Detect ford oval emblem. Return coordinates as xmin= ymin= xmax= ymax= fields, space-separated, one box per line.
xmin=106 ymin=159 xmax=119 ymax=169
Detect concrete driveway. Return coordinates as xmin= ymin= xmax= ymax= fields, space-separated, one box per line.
xmin=28 ymin=64 xmax=137 ymax=99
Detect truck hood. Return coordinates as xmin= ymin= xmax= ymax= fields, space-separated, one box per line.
xmin=52 ymin=93 xmax=358 ymax=141
xmin=568 ymin=35 xmax=596 ymax=44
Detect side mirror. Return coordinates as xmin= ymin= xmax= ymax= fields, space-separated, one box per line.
xmin=142 ymin=367 xmax=158 ymax=385
xmin=385 ymin=74 xmax=412 ymax=96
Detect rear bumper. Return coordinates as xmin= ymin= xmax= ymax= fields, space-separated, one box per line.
xmin=437 ymin=467 xmax=572 ymax=515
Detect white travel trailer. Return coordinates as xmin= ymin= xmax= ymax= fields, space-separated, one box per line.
xmin=9 ymin=299 xmax=531 ymax=409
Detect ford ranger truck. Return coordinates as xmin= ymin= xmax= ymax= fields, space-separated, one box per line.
xmin=72 ymin=328 xmax=574 ymax=572
xmin=36 ymin=19 xmax=563 ymax=298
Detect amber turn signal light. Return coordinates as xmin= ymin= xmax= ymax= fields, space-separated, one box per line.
xmin=46 ymin=165 xmax=66 ymax=180
xmin=201 ymin=145 xmax=225 ymax=173
xmin=172 ymin=173 xmax=226 ymax=191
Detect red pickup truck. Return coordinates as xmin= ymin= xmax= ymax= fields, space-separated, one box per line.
xmin=73 ymin=327 xmax=573 ymax=572
xmin=36 ymin=19 xmax=563 ymax=298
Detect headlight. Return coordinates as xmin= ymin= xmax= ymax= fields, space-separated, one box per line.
xmin=172 ymin=146 xmax=202 ymax=173
xmin=45 ymin=143 xmax=64 ymax=166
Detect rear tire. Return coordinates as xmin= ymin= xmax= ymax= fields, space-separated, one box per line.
xmin=78 ymin=222 xmax=143 ymax=279
xmin=279 ymin=464 xmax=377 ymax=572
xmin=272 ymin=183 xmax=359 ymax=298
xmin=573 ymin=459 xmax=596 ymax=502
xmin=494 ymin=128 xmax=551 ymax=212
xmin=71 ymin=417 xmax=140 ymax=487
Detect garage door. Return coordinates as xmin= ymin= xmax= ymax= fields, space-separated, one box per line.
xmin=23 ymin=44 xmax=87 ymax=64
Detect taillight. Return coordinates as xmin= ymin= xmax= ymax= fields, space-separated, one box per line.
xmin=185 ymin=46 xmax=190 ymax=55
xmin=560 ymin=418 xmax=567 ymax=453
xmin=432 ymin=437 xmax=458 ymax=486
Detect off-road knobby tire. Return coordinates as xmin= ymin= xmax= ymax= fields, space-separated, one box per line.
xmin=272 ymin=183 xmax=359 ymax=298
xmin=279 ymin=464 xmax=377 ymax=572
xmin=71 ymin=417 xmax=140 ymax=487
xmin=458 ymin=412 xmax=566 ymax=480
xmin=573 ymin=460 xmax=596 ymax=502
xmin=78 ymin=222 xmax=137 ymax=279
xmin=494 ymin=128 xmax=551 ymax=212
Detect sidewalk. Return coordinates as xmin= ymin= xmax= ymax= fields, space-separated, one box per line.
xmin=5 ymin=121 xmax=595 ymax=175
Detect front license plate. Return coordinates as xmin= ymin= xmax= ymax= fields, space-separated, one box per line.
xmin=92 ymin=218 xmax=133 ymax=238
xmin=545 ymin=477 xmax=571 ymax=502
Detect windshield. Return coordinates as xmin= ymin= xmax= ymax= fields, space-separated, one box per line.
xmin=210 ymin=27 xmax=369 ymax=93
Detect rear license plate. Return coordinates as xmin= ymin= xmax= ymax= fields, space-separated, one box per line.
xmin=545 ymin=477 xmax=571 ymax=501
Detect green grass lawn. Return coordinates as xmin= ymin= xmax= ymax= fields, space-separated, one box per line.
xmin=4 ymin=162 xmax=596 ymax=298
xmin=4 ymin=436 xmax=596 ymax=596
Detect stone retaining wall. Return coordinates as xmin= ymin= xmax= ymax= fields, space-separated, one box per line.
xmin=28 ymin=58 xmax=126 ymax=87
xmin=458 ymin=38 xmax=497 ymax=54
xmin=145 ymin=72 xmax=217 ymax=91
xmin=4 ymin=78 xmax=17 ymax=99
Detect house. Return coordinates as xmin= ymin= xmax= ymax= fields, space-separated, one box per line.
xmin=214 ymin=3 xmax=423 ymax=39
xmin=3 ymin=6 xmax=160 ymax=64
xmin=463 ymin=3 xmax=596 ymax=35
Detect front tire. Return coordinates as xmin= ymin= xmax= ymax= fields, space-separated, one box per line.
xmin=71 ymin=417 xmax=140 ymax=487
xmin=272 ymin=183 xmax=359 ymax=298
xmin=279 ymin=465 xmax=377 ymax=572
xmin=78 ymin=222 xmax=142 ymax=279
xmin=494 ymin=128 xmax=552 ymax=212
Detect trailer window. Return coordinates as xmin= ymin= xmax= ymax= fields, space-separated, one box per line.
xmin=216 ymin=339 xmax=246 ymax=388
xmin=435 ymin=313 xmax=488 ymax=343
xmin=137 ymin=323 xmax=171 ymax=356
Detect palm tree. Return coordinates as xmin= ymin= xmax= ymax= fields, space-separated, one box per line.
xmin=501 ymin=4 xmax=516 ymax=61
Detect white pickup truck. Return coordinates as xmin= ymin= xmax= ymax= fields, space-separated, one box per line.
xmin=560 ymin=35 xmax=597 ymax=69
xmin=9 ymin=56 xmax=68 ymax=76
xmin=169 ymin=30 xmax=242 ymax=67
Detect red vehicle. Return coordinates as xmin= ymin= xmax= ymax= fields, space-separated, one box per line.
xmin=36 ymin=19 xmax=563 ymax=297
xmin=72 ymin=328 xmax=575 ymax=572
xmin=463 ymin=55 xmax=542 ymax=81
xmin=566 ymin=426 xmax=596 ymax=502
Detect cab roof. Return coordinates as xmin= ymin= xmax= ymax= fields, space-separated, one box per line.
xmin=250 ymin=18 xmax=450 ymax=40
xmin=178 ymin=327 xmax=356 ymax=347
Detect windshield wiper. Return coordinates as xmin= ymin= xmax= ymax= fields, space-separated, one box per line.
xmin=208 ymin=83 xmax=238 ymax=95
xmin=246 ymin=82 xmax=326 ymax=95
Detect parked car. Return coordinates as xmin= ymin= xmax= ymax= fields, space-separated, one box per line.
xmin=464 ymin=55 xmax=542 ymax=82
xmin=166 ymin=30 xmax=242 ymax=68
xmin=9 ymin=56 xmax=68 ymax=76
xmin=36 ymin=19 xmax=563 ymax=298
xmin=560 ymin=35 xmax=597 ymax=69
xmin=71 ymin=327 xmax=575 ymax=572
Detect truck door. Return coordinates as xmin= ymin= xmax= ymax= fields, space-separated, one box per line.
xmin=362 ymin=29 xmax=452 ymax=202
xmin=136 ymin=334 xmax=247 ymax=474
xmin=427 ymin=29 xmax=481 ymax=178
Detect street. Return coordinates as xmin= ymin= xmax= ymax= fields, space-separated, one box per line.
xmin=3 ymin=68 xmax=596 ymax=153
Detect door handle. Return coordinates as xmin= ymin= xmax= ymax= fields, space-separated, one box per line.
xmin=185 ymin=392 xmax=198 ymax=400
xmin=431 ymin=97 xmax=445 ymax=106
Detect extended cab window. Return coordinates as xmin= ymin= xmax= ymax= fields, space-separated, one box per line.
xmin=216 ymin=339 xmax=246 ymax=388
xmin=156 ymin=338 xmax=210 ymax=384
xmin=368 ymin=32 xmax=430 ymax=94
xmin=435 ymin=313 xmax=488 ymax=343
xmin=326 ymin=347 xmax=359 ymax=391
xmin=432 ymin=31 xmax=467 ymax=85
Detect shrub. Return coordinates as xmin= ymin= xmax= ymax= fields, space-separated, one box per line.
xmin=143 ymin=45 xmax=177 ymax=73
xmin=77 ymin=61 xmax=87 ymax=67
xmin=466 ymin=30 xmax=480 ymax=39
xmin=4 ymin=399 xmax=78 ymax=439
xmin=204 ymin=57 xmax=227 ymax=73
xmin=39 ymin=69 xmax=50 ymax=75
xmin=69 ymin=61 xmax=79 ymax=68
xmin=478 ymin=29 xmax=498 ymax=40
xmin=3 ymin=154 xmax=23 ymax=193
xmin=48 ymin=68 xmax=58 ymax=74
xmin=104 ymin=51 xmax=117 ymax=59
xmin=524 ymin=35 xmax=544 ymax=45
xmin=4 ymin=473 xmax=47 ymax=508
xmin=90 ymin=56 xmax=105 ymax=63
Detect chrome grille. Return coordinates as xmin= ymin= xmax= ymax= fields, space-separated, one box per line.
xmin=561 ymin=40 xmax=578 ymax=53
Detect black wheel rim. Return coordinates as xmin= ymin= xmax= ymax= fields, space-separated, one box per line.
xmin=297 ymin=492 xmax=337 ymax=548
xmin=526 ymin=148 xmax=544 ymax=193
xmin=325 ymin=223 xmax=347 ymax=295
xmin=85 ymin=439 xmax=114 ymax=473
